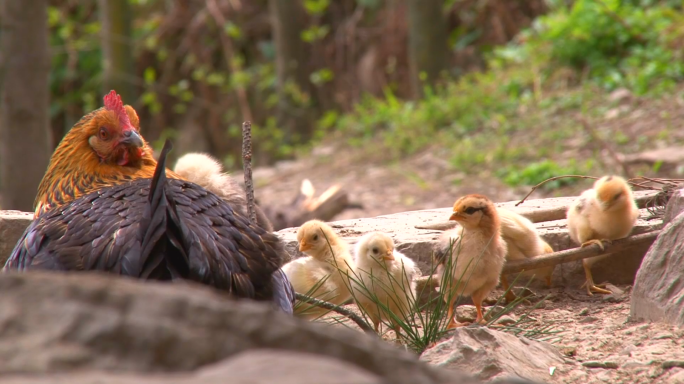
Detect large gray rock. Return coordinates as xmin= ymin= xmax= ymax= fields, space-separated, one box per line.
xmin=663 ymin=188 xmax=684 ymax=225
xmin=420 ymin=327 xmax=567 ymax=383
xmin=631 ymin=210 xmax=684 ymax=327
xmin=0 ymin=350 xmax=384 ymax=384
xmin=0 ymin=271 xmax=479 ymax=384
xmin=0 ymin=210 xmax=32 ymax=265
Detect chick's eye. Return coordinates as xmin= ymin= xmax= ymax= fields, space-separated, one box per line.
xmin=99 ymin=127 xmax=109 ymax=140
xmin=464 ymin=207 xmax=477 ymax=215
xmin=372 ymin=248 xmax=378 ymax=254
xmin=312 ymin=234 xmax=318 ymax=241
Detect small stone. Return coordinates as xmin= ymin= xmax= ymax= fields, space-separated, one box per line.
xmin=582 ymin=361 xmax=619 ymax=369
xmin=664 ymin=361 xmax=684 ymax=369
xmin=654 ymin=333 xmax=675 ymax=340
xmin=620 ymin=345 xmax=637 ymax=356
xmin=579 ymin=307 xmax=590 ymax=316
xmin=605 ymin=283 xmax=625 ymax=295
xmin=578 ymin=316 xmax=599 ymax=324
xmin=602 ymin=293 xmax=627 ymax=303
xmin=455 ymin=305 xmax=477 ymax=323
xmin=495 ymin=315 xmax=517 ymax=326
xmin=561 ymin=347 xmax=577 ymax=357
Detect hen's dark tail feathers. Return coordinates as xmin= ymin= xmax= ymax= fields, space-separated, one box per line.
xmin=134 ymin=139 xmax=190 ymax=280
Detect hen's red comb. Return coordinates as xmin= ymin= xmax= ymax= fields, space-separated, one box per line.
xmin=103 ymin=90 xmax=133 ymax=130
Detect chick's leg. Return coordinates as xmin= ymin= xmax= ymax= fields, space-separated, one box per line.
xmin=471 ymin=288 xmax=489 ymax=325
xmin=445 ymin=293 xmax=468 ymax=329
xmin=580 ymin=239 xmax=612 ymax=251
xmin=581 ymin=258 xmax=611 ymax=295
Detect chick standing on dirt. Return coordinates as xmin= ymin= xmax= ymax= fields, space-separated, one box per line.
xmin=497 ymin=208 xmax=556 ymax=301
xmin=173 ymin=152 xmax=273 ymax=231
xmin=567 ymin=175 xmax=639 ymax=296
xmin=282 ymin=220 xmax=355 ymax=319
xmin=436 ymin=194 xmax=507 ymax=328
xmin=352 ymin=232 xmax=421 ymax=338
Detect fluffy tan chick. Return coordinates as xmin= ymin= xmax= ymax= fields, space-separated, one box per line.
xmin=352 ymin=232 xmax=421 ymax=338
xmin=567 ymin=175 xmax=639 ymax=295
xmin=173 ymin=152 xmax=273 ymax=231
xmin=436 ymin=194 xmax=507 ymax=329
xmin=498 ymin=208 xmax=555 ymax=301
xmin=282 ymin=220 xmax=354 ymax=319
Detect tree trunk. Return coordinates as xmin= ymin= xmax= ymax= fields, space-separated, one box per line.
xmin=269 ymin=0 xmax=313 ymax=147
xmin=0 ymin=0 xmax=51 ymax=211
xmin=406 ymin=0 xmax=449 ymax=98
xmin=99 ymin=0 xmax=134 ymax=104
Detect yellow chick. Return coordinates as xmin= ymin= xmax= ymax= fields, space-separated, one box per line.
xmin=567 ymin=175 xmax=639 ymax=295
xmin=282 ymin=220 xmax=354 ymax=319
xmin=497 ymin=208 xmax=555 ymax=300
xmin=173 ymin=152 xmax=273 ymax=231
xmin=352 ymin=232 xmax=421 ymax=338
xmin=436 ymin=194 xmax=507 ymax=329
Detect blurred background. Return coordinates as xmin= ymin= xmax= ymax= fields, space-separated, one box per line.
xmin=1 ymin=0 xmax=684 ymax=225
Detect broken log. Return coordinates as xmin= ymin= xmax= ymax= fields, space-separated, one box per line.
xmin=263 ymin=179 xmax=362 ymax=231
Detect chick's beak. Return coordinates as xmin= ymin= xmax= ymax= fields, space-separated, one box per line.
xmin=449 ymin=211 xmax=461 ymax=221
xmin=119 ymin=129 xmax=144 ymax=148
xmin=383 ymin=250 xmax=395 ymax=261
xmin=299 ymin=241 xmax=311 ymax=252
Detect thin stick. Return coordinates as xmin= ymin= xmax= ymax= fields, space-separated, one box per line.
xmin=294 ymin=293 xmax=376 ymax=334
xmin=515 ymin=175 xmax=600 ymax=206
xmin=502 ymin=231 xmax=659 ymax=274
xmin=241 ymin=121 xmax=257 ymax=224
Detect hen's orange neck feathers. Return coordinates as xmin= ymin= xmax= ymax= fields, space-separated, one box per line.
xmin=34 ymin=92 xmax=181 ymax=217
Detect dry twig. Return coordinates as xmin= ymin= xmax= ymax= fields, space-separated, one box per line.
xmin=515 ymin=175 xmax=599 ymax=206
xmin=241 ymin=121 xmax=258 ymax=224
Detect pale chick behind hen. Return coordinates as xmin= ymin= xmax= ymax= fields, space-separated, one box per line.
xmin=436 ymin=194 xmax=507 ymax=329
xmin=497 ymin=208 xmax=555 ymax=300
xmin=173 ymin=152 xmax=273 ymax=231
xmin=282 ymin=220 xmax=355 ymax=319
xmin=352 ymin=232 xmax=421 ymax=338
xmin=567 ymin=175 xmax=639 ymax=295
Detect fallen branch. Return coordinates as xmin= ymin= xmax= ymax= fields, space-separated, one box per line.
xmin=242 ymin=121 xmax=257 ymax=224
xmin=502 ymin=231 xmax=660 ymax=274
xmin=294 ymin=293 xmax=375 ymax=335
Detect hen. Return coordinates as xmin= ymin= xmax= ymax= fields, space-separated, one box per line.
xmin=32 ymin=91 xmax=181 ymax=218
xmin=6 ymin=91 xmax=294 ymax=313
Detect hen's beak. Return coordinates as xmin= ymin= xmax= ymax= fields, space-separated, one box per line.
xmin=299 ymin=241 xmax=311 ymax=252
xmin=120 ymin=129 xmax=144 ymax=148
xmin=449 ymin=211 xmax=462 ymax=221
xmin=383 ymin=250 xmax=395 ymax=261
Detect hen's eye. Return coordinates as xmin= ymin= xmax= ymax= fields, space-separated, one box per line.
xmin=312 ymin=234 xmax=319 ymax=241
xmin=464 ymin=207 xmax=477 ymax=214
xmin=99 ymin=127 xmax=109 ymax=140
xmin=372 ymin=248 xmax=378 ymax=254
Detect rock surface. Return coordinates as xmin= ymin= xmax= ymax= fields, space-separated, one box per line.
xmin=631 ymin=209 xmax=684 ymax=327
xmin=0 ymin=350 xmax=384 ymax=384
xmin=0 ymin=210 xmax=32 ymax=265
xmin=0 ymin=271 xmax=480 ymax=384
xmin=663 ymin=188 xmax=684 ymax=225
xmin=420 ymin=327 xmax=567 ymax=383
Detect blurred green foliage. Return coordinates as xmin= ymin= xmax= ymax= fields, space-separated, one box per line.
xmin=317 ymin=0 xmax=684 ymax=187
